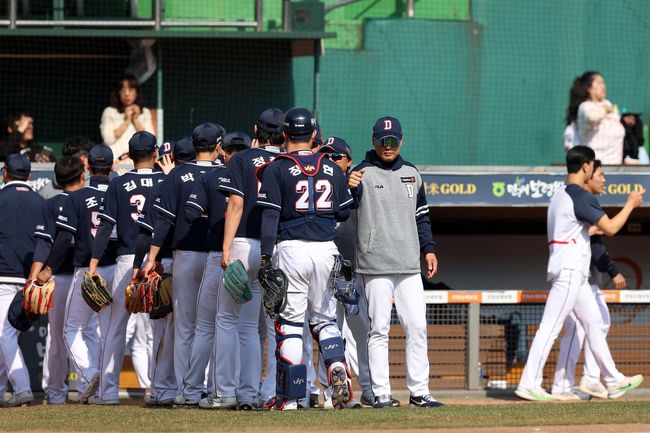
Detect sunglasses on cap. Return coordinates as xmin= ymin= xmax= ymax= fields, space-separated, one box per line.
xmin=326 ymin=153 xmax=348 ymax=162
xmin=374 ymin=136 xmax=400 ymax=148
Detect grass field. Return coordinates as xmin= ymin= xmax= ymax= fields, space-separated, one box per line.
xmin=1 ymin=400 xmax=650 ymax=432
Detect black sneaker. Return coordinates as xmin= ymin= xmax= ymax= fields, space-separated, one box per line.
xmin=360 ymin=395 xmax=374 ymax=407
xmin=372 ymin=395 xmax=393 ymax=409
xmin=409 ymin=394 xmax=445 ymax=408
xmin=391 ymin=398 xmax=401 ymax=407
xmin=309 ymin=393 xmax=320 ymax=408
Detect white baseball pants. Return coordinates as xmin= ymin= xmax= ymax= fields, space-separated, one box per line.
xmin=64 ymin=266 xmax=113 ymax=396
xmin=149 ymin=258 xmax=177 ymax=401
xmin=363 ymin=273 xmax=429 ymax=397
xmin=182 ymin=250 xmax=221 ymax=401
xmin=42 ymin=273 xmax=73 ymax=403
xmin=520 ymin=269 xmax=624 ymax=389
xmin=552 ymin=284 xmax=611 ymax=393
xmin=0 ymin=283 xmax=31 ymax=394
xmin=126 ymin=313 xmax=152 ymax=389
xmin=172 ymin=250 xmax=208 ymax=392
xmin=97 ymin=254 xmax=135 ymax=401
xmin=214 ymin=238 xmax=262 ymax=403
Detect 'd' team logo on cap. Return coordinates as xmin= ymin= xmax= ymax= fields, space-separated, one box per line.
xmin=304 ymin=165 xmax=315 ymax=172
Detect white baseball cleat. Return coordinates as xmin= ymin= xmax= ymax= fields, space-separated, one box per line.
xmin=2 ymin=390 xmax=34 ymax=407
xmin=515 ymin=385 xmax=556 ymax=401
xmin=79 ymin=372 xmax=100 ymax=404
xmin=578 ymin=377 xmax=608 ymax=399
xmin=329 ymin=362 xmax=353 ymax=409
xmin=273 ymin=398 xmax=298 ymax=411
xmin=198 ymin=394 xmax=237 ymax=409
xmin=87 ymin=395 xmax=119 ymax=405
xmin=607 ymin=375 xmax=644 ymax=399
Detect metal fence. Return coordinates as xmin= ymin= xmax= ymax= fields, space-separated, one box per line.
xmin=380 ymin=290 xmax=650 ymax=391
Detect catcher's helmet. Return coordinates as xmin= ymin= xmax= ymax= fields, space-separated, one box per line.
xmin=284 ymin=107 xmax=316 ymax=139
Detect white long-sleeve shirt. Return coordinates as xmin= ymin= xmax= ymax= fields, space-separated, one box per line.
xmin=100 ymin=106 xmax=154 ymax=160
xmin=577 ymin=99 xmax=624 ymax=164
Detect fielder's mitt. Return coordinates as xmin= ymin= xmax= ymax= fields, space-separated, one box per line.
xmin=9 ymin=291 xmax=37 ymax=332
xmin=150 ymin=273 xmax=173 ymax=319
xmin=223 ymin=259 xmax=252 ymax=304
xmin=329 ymin=254 xmax=360 ymax=316
xmin=126 ymin=272 xmax=166 ymax=314
xmin=81 ymin=271 xmax=112 ymax=313
xmin=22 ymin=279 xmax=55 ymax=315
xmin=258 ymin=255 xmax=288 ymax=319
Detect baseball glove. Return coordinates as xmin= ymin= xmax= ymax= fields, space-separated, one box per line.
xmin=9 ymin=291 xmax=37 ymax=332
xmin=150 ymin=273 xmax=173 ymax=319
xmin=81 ymin=271 xmax=112 ymax=313
xmin=329 ymin=254 xmax=360 ymax=316
xmin=257 ymin=255 xmax=288 ymax=319
xmin=223 ymin=259 xmax=252 ymax=304
xmin=22 ymin=279 xmax=56 ymax=315
xmin=126 ymin=272 xmax=162 ymax=314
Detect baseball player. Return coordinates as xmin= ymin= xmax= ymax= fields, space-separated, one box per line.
xmin=39 ymin=136 xmax=93 ymax=199
xmin=87 ymin=131 xmax=165 ymax=404
xmin=347 ymin=117 xmax=443 ymax=409
xmin=183 ymin=131 xmax=251 ymax=409
xmin=142 ymin=123 xmax=225 ymax=406
xmin=37 ymin=143 xmax=117 ymax=404
xmin=551 ymin=160 xmax=629 ymax=400
xmin=516 ymin=146 xmax=644 ymax=401
xmin=29 ymin=156 xmax=86 ymax=404
xmin=318 ymin=137 xmax=373 ymax=409
xmin=132 ymin=137 xmax=197 ymax=406
xmin=0 ymin=154 xmax=45 ymax=406
xmin=256 ymin=107 xmax=355 ymax=411
xmin=215 ymin=109 xmax=285 ymax=408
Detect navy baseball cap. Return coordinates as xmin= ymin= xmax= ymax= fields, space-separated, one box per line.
xmin=320 ymin=137 xmax=351 ymax=159
xmin=373 ymin=116 xmax=402 ymax=140
xmin=257 ymin=107 xmax=284 ymax=134
xmin=222 ymin=131 xmax=252 ymax=152
xmin=174 ymin=136 xmax=196 ymax=161
xmin=88 ymin=143 xmax=114 ymax=168
xmin=129 ymin=131 xmax=157 ymax=156
xmin=192 ymin=123 xmax=225 ymax=150
xmin=3 ymin=154 xmax=31 ymax=177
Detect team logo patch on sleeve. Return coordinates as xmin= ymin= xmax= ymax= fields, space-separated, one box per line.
xmin=401 ymin=176 xmax=416 ymax=183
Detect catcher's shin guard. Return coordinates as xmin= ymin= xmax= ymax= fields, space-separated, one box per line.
xmin=276 ymin=360 xmax=307 ymax=408
xmin=274 ymin=318 xmax=306 ymax=408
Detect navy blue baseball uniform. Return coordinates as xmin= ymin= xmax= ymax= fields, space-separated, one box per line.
xmin=89 ymin=168 xmax=164 ymax=403
xmin=256 ymin=150 xmax=353 ymax=409
xmin=179 ymin=165 xmax=232 ymax=402
xmin=48 ymin=175 xmax=117 ymax=398
xmin=0 ymin=180 xmax=46 ymax=399
xmin=151 ymin=159 xmax=221 ymax=393
xmin=133 ymin=174 xmax=177 ymax=404
xmin=33 ymin=191 xmax=77 ymax=404
xmin=217 ymin=146 xmax=284 ymax=239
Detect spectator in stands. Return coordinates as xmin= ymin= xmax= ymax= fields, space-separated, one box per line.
xmin=0 ymin=111 xmax=54 ymax=163
xmin=100 ymin=75 xmax=154 ymax=161
xmin=39 ymin=135 xmax=93 ymax=199
xmin=567 ymin=72 xmax=626 ymax=165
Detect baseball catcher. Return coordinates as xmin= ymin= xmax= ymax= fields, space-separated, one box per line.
xmin=257 ymin=254 xmax=288 ymax=319
xmin=22 ymin=279 xmax=55 ymax=315
xmin=81 ymin=271 xmax=112 ymax=313
xmin=328 ymin=254 xmax=359 ymax=316
xmin=223 ymin=259 xmax=253 ymax=304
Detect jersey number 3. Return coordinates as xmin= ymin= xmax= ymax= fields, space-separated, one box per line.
xmin=295 ymin=179 xmax=333 ymax=211
xmin=129 ymin=194 xmax=146 ymax=221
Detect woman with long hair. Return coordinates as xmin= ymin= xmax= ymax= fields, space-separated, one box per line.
xmin=100 ymin=75 xmax=155 ymax=161
xmin=566 ymin=72 xmax=625 ymax=165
